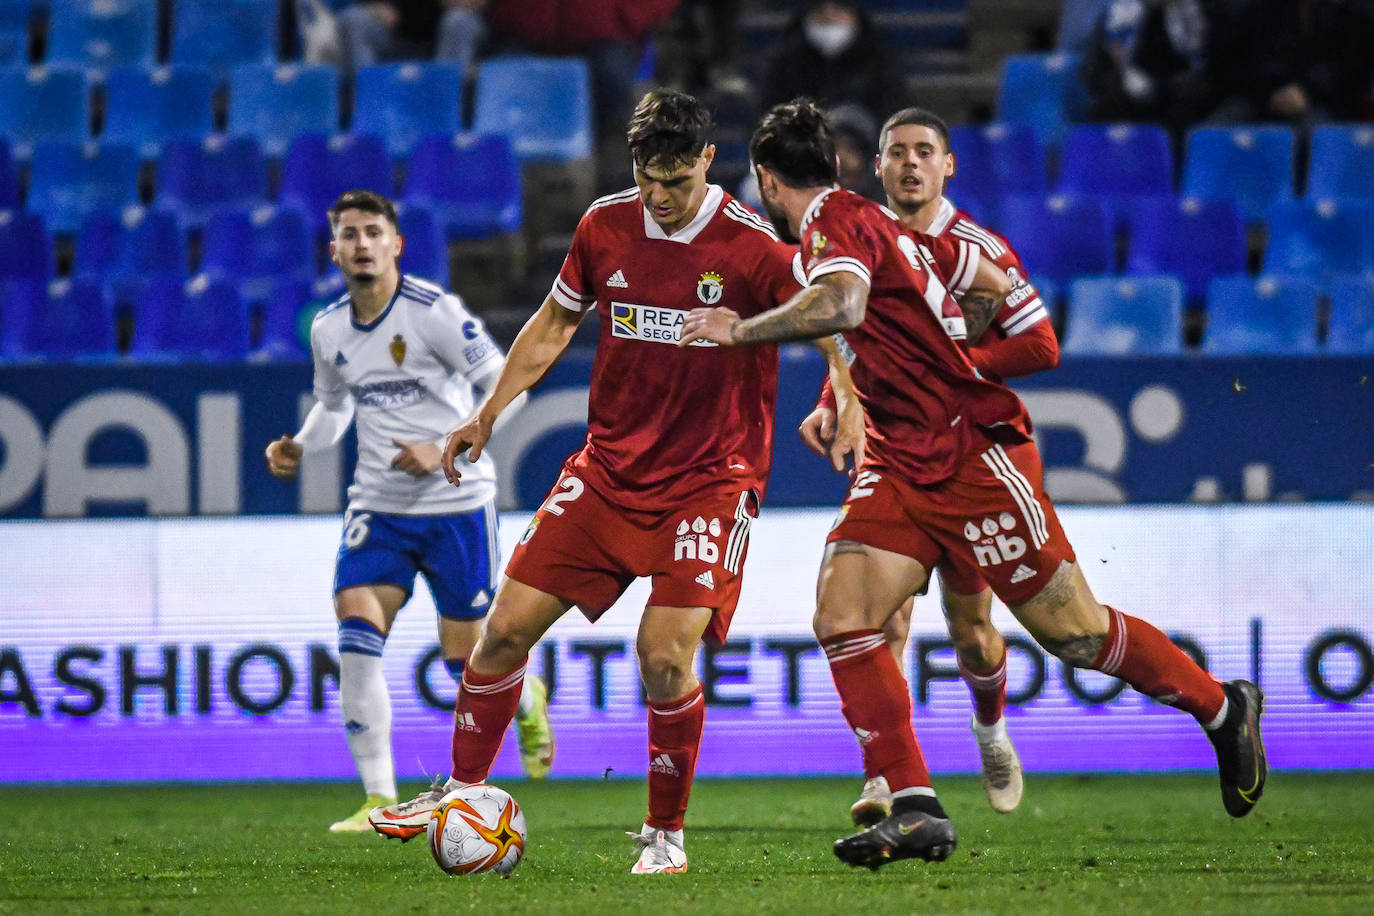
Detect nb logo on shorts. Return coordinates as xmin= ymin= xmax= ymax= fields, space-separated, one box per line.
xmin=674 ymin=516 xmax=722 ymax=563
xmin=965 ymin=513 xmax=1026 ymax=568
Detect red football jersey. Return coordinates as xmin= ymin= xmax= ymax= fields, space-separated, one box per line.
xmin=550 ymin=184 xmax=802 ymax=511
xmin=801 ymin=188 xmax=1031 ymax=485
xmin=930 ymin=196 xmax=1059 ymax=382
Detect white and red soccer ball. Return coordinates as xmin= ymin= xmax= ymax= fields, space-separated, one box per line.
xmin=427 ymin=784 xmax=527 ymax=876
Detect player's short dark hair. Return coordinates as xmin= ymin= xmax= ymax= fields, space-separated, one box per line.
xmin=749 ymin=98 xmax=839 ymax=189
xmin=879 ymin=107 xmax=951 ymax=154
xmin=626 ymin=89 xmax=712 ymax=170
xmin=327 ymin=189 xmax=399 ymax=235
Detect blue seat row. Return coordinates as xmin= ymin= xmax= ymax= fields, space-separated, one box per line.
xmin=1061 ymin=273 xmax=1374 ymax=356
xmin=951 ymin=120 xmax=1374 ymax=222
xmin=4 ymin=126 xmax=522 ymax=238
xmin=0 ymin=56 xmax=591 ymax=162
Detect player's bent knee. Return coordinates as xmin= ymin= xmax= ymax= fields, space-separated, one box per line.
xmin=473 ymin=615 xmax=537 ymax=669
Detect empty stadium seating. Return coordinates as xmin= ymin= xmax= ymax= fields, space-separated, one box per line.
xmin=279 ymin=132 xmax=394 ymax=235
xmin=995 ymin=52 xmax=1086 ymax=149
xmin=228 ymin=62 xmax=339 ymax=158
xmin=45 ymin=0 xmax=157 ymax=72
xmin=472 ymin=55 xmax=593 ymax=163
xmin=404 ymin=132 xmax=522 ymax=240
xmin=948 ymin=121 xmax=1047 ymax=201
xmin=1203 ymin=274 xmax=1321 ymax=355
xmin=0 ymin=1 xmax=30 ymax=65
xmin=1307 ymin=125 xmax=1374 ymax=202
xmin=352 ymin=62 xmax=464 ymax=159
xmin=169 ymin=0 xmax=278 ymax=76
xmin=0 ymin=64 xmax=89 ymax=152
xmin=1055 ymin=123 xmax=1173 ymax=228
xmin=155 ymin=135 xmax=268 ymax=227
xmin=117 ymin=273 xmax=250 ymax=361
xmin=102 ymin=64 xmax=217 ymax=157
xmin=1326 ymin=274 xmax=1374 ymax=354
xmin=74 ymin=206 xmax=188 ymax=281
xmin=201 ymin=203 xmax=316 ymax=305
xmin=2 ymin=276 xmax=116 ymax=360
xmin=1062 ymin=274 xmax=1184 ymax=356
xmin=1262 ymin=198 xmax=1374 ymax=280
xmin=0 ymin=208 xmax=53 ymax=281
xmin=1124 ymin=196 xmax=1247 ymax=305
xmin=1182 ymin=125 xmax=1295 ymax=223
xmin=26 ymin=139 xmax=140 ymax=234
xmin=998 ymin=193 xmax=1114 ymax=285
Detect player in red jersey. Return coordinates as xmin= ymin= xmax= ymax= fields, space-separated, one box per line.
xmin=802 ymin=107 xmax=1061 ymax=823
xmin=682 ymin=99 xmax=1266 ymax=870
xmin=367 ymin=90 xmax=862 ymax=874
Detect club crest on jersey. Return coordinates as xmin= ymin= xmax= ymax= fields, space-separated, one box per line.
xmin=389 ymin=334 xmax=406 ymax=367
xmin=809 ymin=231 xmax=831 ymax=258
xmin=610 ymin=302 xmax=717 ymax=347
xmin=697 ymin=271 xmax=724 ymax=305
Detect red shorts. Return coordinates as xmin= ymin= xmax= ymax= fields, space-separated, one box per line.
xmin=505 ymin=471 xmax=760 ymax=646
xmin=828 ymin=437 xmax=1075 ymax=606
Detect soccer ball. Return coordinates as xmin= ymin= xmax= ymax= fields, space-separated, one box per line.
xmin=427 ymin=784 xmax=527 ymax=876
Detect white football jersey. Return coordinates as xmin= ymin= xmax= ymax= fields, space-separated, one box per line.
xmin=308 ymin=274 xmax=503 ymax=515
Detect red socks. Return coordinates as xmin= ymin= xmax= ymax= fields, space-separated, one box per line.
xmin=821 ymin=630 xmax=932 ymax=792
xmin=451 ymin=661 xmax=527 ymax=784
xmin=1093 ymin=607 xmax=1225 ymax=722
xmin=959 ymin=648 xmax=1008 ymax=726
xmin=645 ymin=686 xmax=705 ymax=832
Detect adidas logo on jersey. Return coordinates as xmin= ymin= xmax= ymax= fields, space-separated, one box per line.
xmin=455 ymin=712 xmax=480 ymax=733
xmin=649 ymin=753 xmax=680 ymax=777
xmin=1009 ymin=564 xmax=1037 ymax=584
xmin=333 ymin=351 xmax=348 ymax=366
xmin=694 ymin=570 xmax=715 ymax=590
xmin=606 ymin=269 xmax=628 ymax=288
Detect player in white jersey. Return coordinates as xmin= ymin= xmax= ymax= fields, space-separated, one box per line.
xmin=265 ymin=190 xmax=551 ymax=833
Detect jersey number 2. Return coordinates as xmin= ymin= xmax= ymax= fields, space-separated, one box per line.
xmin=541 ymin=476 xmax=585 ymax=516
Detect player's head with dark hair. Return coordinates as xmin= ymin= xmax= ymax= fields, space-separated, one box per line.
xmin=878 ymin=107 xmax=950 ymax=154
xmin=627 ymin=89 xmax=712 ymax=171
xmin=627 ymin=90 xmax=718 ymax=234
xmin=875 ymin=107 xmax=955 ymax=218
xmin=328 ymin=189 xmax=404 ymax=287
xmin=749 ymin=98 xmax=839 ymax=190
xmin=327 ymin=189 xmax=400 ymax=236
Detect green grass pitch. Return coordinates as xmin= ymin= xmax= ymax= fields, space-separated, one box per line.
xmin=2 ymin=773 xmax=1372 ymax=914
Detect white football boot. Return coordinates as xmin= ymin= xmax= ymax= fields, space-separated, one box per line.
xmin=849 ymin=775 xmax=892 ymax=827
xmin=972 ymin=715 xmax=1023 ymax=813
xmin=369 ymin=776 xmax=464 ymax=841
xmin=628 ymin=826 xmax=688 ymax=874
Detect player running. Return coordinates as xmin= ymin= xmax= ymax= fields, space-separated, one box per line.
xmin=265 ymin=190 xmax=553 ymax=833
xmin=366 ymin=91 xmax=862 ymax=873
xmin=682 ymin=99 xmax=1266 ymax=870
xmin=802 ymin=106 xmax=1060 ymax=824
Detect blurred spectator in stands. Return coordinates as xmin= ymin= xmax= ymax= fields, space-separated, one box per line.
xmin=1208 ymin=0 xmax=1374 ymax=124
xmin=830 ymin=103 xmax=883 ymax=202
xmin=655 ymin=0 xmax=747 ymax=94
xmin=1080 ymin=0 xmax=1225 ymax=136
xmin=484 ymin=0 xmax=679 ymax=154
xmin=760 ymin=1 xmax=897 ymax=131
xmin=327 ymin=1 xmax=488 ymax=76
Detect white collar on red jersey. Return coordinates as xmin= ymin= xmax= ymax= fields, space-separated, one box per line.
xmin=642 ymin=183 xmax=725 ymax=244
xmin=925 ymin=196 xmax=958 ymax=236
xmin=798 ymin=186 xmax=840 ymax=235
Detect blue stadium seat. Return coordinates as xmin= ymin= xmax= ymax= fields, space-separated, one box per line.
xmin=45 ymin=0 xmax=156 ymax=72
xmin=1307 ymin=124 xmax=1374 ymax=202
xmin=0 ymin=64 xmax=89 ymax=153
xmin=1203 ymin=274 xmax=1321 ymax=354
xmin=0 ymin=0 xmax=32 ymax=64
xmin=1262 ymin=197 xmax=1374 ymax=279
xmin=1326 ymin=274 xmax=1374 ymax=354
xmin=948 ymin=121 xmax=1047 ymax=201
xmin=1124 ymin=196 xmax=1246 ymax=305
xmin=279 ymin=132 xmax=393 ymax=235
xmin=26 ymin=139 xmax=140 ymax=234
xmin=1056 ymin=123 xmax=1173 ymax=228
xmin=202 ymin=203 xmax=315 ymax=304
xmin=74 ymin=205 xmax=188 ymax=280
xmin=405 ymin=132 xmax=521 ymax=240
xmin=1181 ymin=125 xmax=1295 ymax=223
xmin=1063 ymin=274 xmax=1184 ymax=355
xmin=119 ymin=273 xmax=250 ymax=361
xmin=3 ymin=276 xmax=116 ymax=360
xmin=170 ymin=0 xmax=277 ymax=76
xmin=995 ymin=52 xmax=1086 ymax=149
xmin=0 ymin=276 xmax=41 ymax=358
xmin=0 ymin=137 xmax=16 ymax=206
xmin=103 ymin=64 xmax=217 ymax=157
xmin=392 ymin=202 xmax=448 ymax=287
xmin=155 ymin=135 xmax=268 ymax=227
xmin=249 ymin=274 xmax=312 ymax=361
xmin=227 ymin=62 xmax=339 ymax=158
xmin=997 ymin=193 xmax=1114 ymax=285
xmin=352 ymin=62 xmax=463 ymax=158
xmin=0 ymin=208 xmax=53 ymax=280
xmin=472 ymin=55 xmax=593 ymax=163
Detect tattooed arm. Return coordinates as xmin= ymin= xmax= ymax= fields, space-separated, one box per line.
xmin=680 ymin=272 xmax=869 ymax=346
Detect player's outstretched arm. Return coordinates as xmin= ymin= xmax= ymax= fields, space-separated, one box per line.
xmin=442 ymin=296 xmax=583 ymax=484
xmin=681 ymin=273 xmax=868 ymax=346
xmin=958 ymin=255 xmax=1013 ymax=343
xmin=815 ymin=335 xmax=865 ymax=473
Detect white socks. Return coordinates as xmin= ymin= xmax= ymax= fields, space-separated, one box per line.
xmin=516 ymin=673 xmax=538 ymax=717
xmin=340 ymin=648 xmax=396 ymax=800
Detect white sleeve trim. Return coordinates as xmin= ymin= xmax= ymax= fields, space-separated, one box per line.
xmin=808 ymin=256 xmax=872 ymax=286
xmin=551 ymin=276 xmax=593 ymax=312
